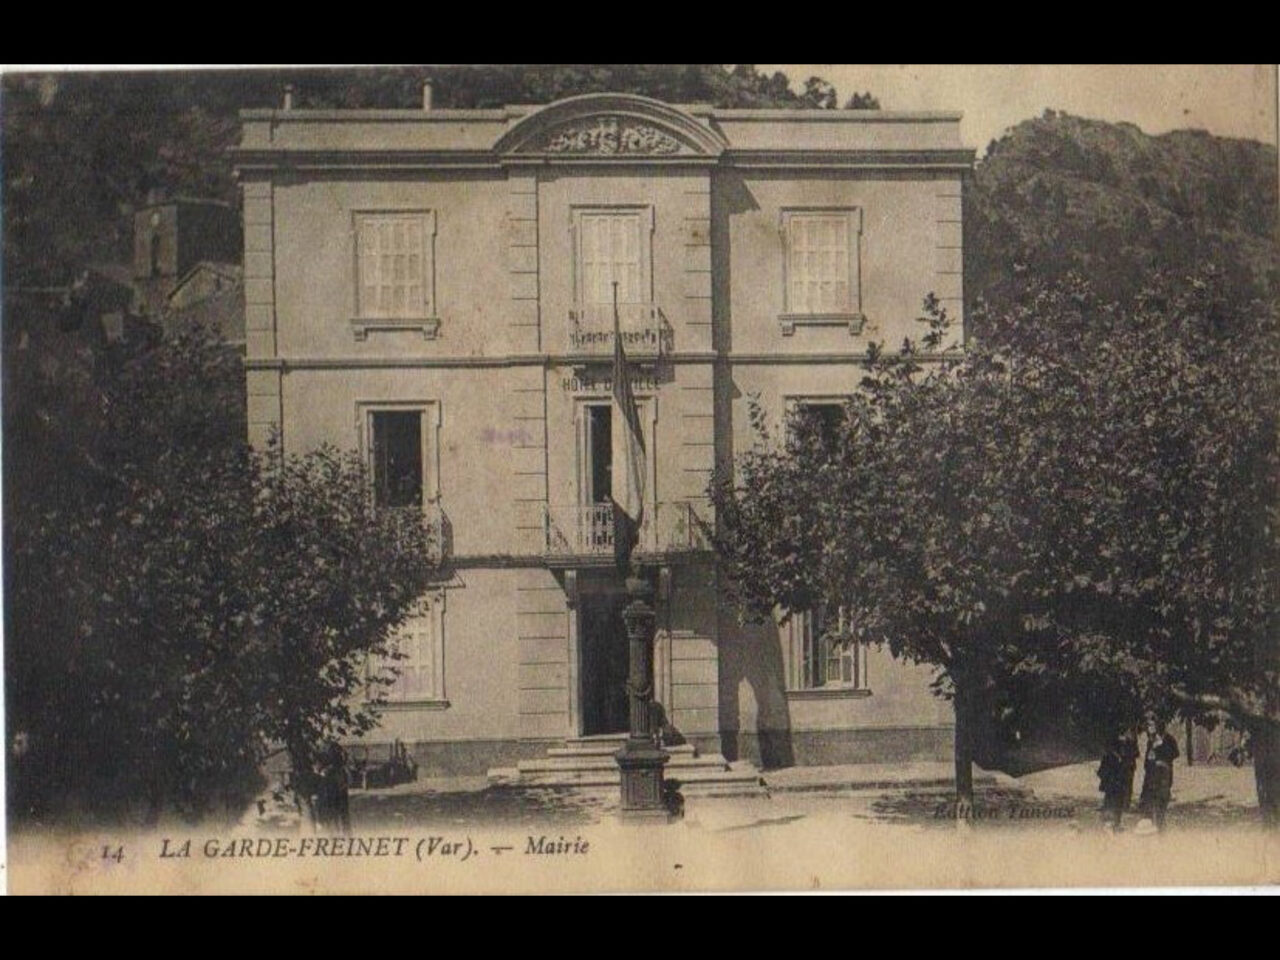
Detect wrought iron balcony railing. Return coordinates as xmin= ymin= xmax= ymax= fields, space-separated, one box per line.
xmin=543 ymin=500 xmax=711 ymax=561
xmin=424 ymin=500 xmax=448 ymax=564
xmin=545 ymin=502 xmax=617 ymax=559
xmin=379 ymin=500 xmax=447 ymax=564
xmin=567 ymin=302 xmax=673 ymax=358
xmin=642 ymin=500 xmax=713 ymax=554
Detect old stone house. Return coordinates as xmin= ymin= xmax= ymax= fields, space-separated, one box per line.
xmin=232 ymin=91 xmax=974 ymax=782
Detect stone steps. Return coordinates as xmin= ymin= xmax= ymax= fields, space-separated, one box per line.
xmin=519 ymin=754 xmax=724 ymax=775
xmin=669 ymin=762 xmax=767 ymax=797
xmin=490 ymin=762 xmax=765 ymax=795
xmin=547 ymin=741 xmax=697 ymax=759
xmin=487 ymin=735 xmax=766 ymax=796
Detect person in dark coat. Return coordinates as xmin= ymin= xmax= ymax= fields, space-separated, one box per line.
xmin=305 ymin=742 xmax=352 ymax=834
xmin=1097 ymin=725 xmax=1139 ymax=831
xmin=1137 ymin=716 xmax=1180 ymax=832
xmin=323 ymin=741 xmax=352 ymax=835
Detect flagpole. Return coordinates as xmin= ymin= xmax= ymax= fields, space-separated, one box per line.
xmin=611 ymin=283 xmax=669 ymax=818
xmin=612 ymin=280 xmax=633 ymax=573
xmin=612 ymin=280 xmax=620 ymax=344
xmin=613 ymin=281 xmax=622 ymax=569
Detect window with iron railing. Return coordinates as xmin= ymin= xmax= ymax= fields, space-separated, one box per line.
xmin=357 ymin=402 xmax=443 ymax=561
xmin=371 ymin=410 xmax=424 ymax=509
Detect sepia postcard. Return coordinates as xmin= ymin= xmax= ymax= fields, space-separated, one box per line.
xmin=3 ymin=64 xmax=1278 ymax=895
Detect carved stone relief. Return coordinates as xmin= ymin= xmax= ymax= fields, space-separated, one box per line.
xmin=540 ymin=116 xmax=684 ymax=155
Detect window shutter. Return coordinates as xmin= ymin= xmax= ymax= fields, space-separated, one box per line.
xmin=389 ymin=600 xmax=438 ymax=701
xmin=789 ymin=218 xmax=807 ymax=313
xmin=582 ymin=213 xmax=602 ymax=306
xmin=358 ymin=219 xmax=379 ymax=316
xmin=786 ymin=212 xmax=855 ymax=315
xmin=356 ymin=213 xmax=432 ymax=319
xmin=579 ymin=211 xmax=644 ymax=305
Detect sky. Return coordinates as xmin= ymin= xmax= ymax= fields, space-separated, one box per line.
xmin=766 ymin=64 xmax=1278 ymax=154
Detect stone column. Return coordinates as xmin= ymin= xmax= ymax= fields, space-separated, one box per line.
xmin=615 ymin=573 xmax=670 ymax=819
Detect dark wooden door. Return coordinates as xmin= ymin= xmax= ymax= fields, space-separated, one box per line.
xmin=581 ymin=593 xmax=629 ymax=735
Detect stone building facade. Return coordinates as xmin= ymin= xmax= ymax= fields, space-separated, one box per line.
xmin=233 ymin=92 xmax=974 ymax=774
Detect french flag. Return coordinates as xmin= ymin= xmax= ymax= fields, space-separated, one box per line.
xmin=611 ymin=283 xmax=646 ymax=544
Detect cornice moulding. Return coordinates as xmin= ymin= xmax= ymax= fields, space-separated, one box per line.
xmin=243 ymin=351 xmax=960 ymax=370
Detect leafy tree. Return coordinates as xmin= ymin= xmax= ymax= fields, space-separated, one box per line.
xmin=990 ymin=273 xmax=1280 ymax=823
xmin=713 ymin=297 xmax=1019 ymax=805
xmin=801 ymin=77 xmax=837 ymax=109
xmin=713 ymin=274 xmax=1280 ymax=820
xmin=5 ymin=326 xmax=438 ymax=823
xmin=6 ymin=323 xmax=256 ymax=819
xmin=844 ymin=91 xmax=881 ymax=109
xmin=245 ymin=441 xmax=438 ymax=822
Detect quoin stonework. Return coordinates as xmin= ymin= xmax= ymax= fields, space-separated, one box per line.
xmin=231 ymin=91 xmax=975 ymax=779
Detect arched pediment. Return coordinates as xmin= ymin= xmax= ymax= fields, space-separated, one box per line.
xmin=495 ymin=94 xmax=726 ymax=158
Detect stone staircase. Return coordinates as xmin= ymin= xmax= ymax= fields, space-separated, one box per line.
xmin=489 ymin=734 xmax=766 ymax=797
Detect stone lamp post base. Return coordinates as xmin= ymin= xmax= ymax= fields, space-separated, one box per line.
xmin=616 ymin=741 xmax=672 ymax=822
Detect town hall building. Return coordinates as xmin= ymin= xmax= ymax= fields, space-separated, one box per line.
xmin=232 ymin=90 xmax=974 ymax=783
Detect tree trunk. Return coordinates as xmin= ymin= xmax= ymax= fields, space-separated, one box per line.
xmin=1250 ymin=623 xmax=1279 ymax=828
xmin=953 ymin=674 xmax=975 ymax=810
xmin=286 ymin=738 xmax=319 ymax=831
xmin=141 ymin=785 xmax=165 ymax=828
xmin=1253 ymin=720 xmax=1280 ymax=828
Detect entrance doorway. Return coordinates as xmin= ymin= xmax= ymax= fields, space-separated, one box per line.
xmin=580 ymin=589 xmax=629 ymax=735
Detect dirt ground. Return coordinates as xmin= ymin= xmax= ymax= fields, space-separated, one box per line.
xmin=7 ymin=762 xmax=1274 ymax=893
xmin=348 ymin=760 xmax=1266 ymax=834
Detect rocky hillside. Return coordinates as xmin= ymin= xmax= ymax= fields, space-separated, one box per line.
xmin=967 ymin=111 xmax=1279 ymax=311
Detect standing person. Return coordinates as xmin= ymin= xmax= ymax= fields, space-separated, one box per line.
xmin=1097 ymin=725 xmax=1139 ymax=831
xmin=1138 ymin=716 xmax=1180 ymax=832
xmin=319 ymin=741 xmax=352 ymax=835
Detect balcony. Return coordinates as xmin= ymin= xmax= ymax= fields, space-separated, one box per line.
xmin=543 ymin=501 xmax=712 ymax=564
xmin=381 ymin=501 xmax=448 ymax=564
xmin=640 ymin=500 xmax=714 ymax=556
xmin=425 ymin=501 xmax=449 ymax=564
xmin=567 ymin=302 xmax=673 ymax=359
xmin=544 ymin=502 xmax=617 ymax=562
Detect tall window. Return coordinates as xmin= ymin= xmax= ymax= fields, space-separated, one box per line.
xmin=574 ymin=208 xmax=650 ymax=307
xmin=381 ymin=593 xmax=447 ymax=705
xmin=780 ymin=208 xmax=863 ymax=333
xmin=587 ymin=404 xmax=612 ymax=504
xmin=354 ymin=211 xmax=435 ymax=319
xmin=798 ymin=604 xmax=868 ymax=691
xmin=371 ymin=410 xmax=424 ymax=509
xmin=359 ymin=401 xmax=442 ymax=560
xmin=576 ymin=399 xmax=652 ymax=512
